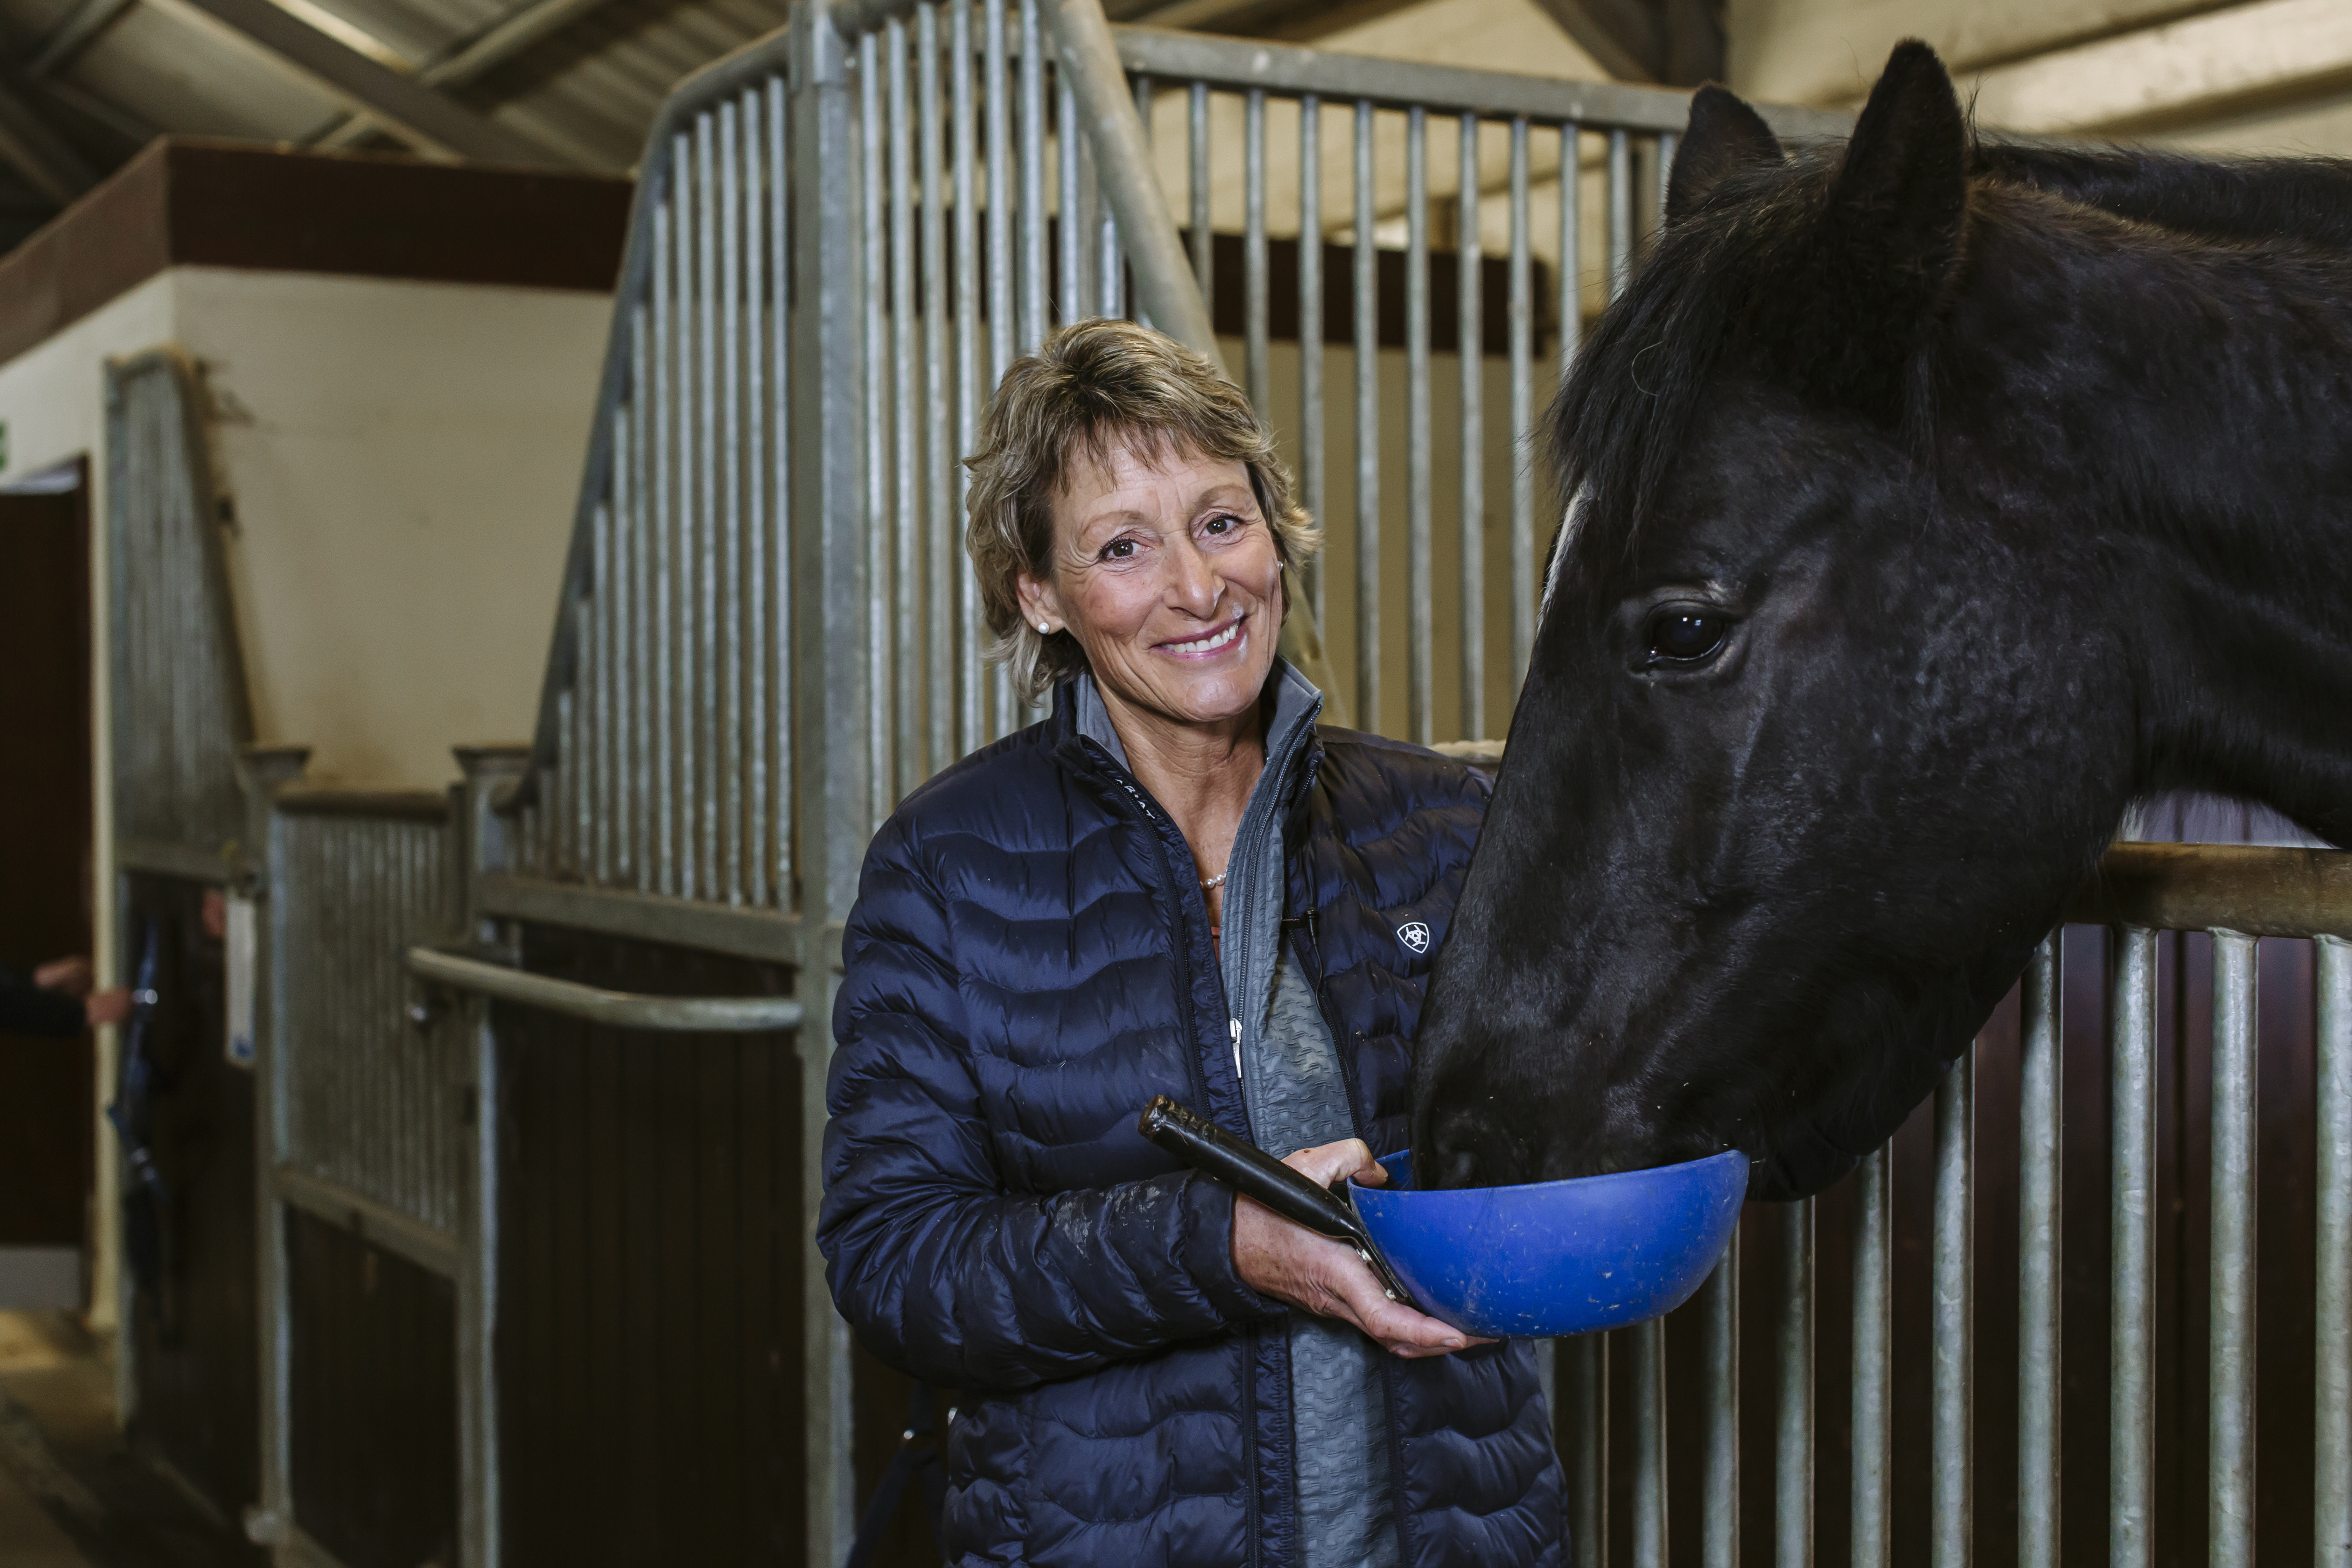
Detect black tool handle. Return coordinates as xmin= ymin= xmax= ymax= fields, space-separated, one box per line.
xmin=1137 ymin=1095 xmax=1419 ymax=1308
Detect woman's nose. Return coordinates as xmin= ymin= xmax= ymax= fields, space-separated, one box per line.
xmin=1162 ymin=535 xmax=1222 ymax=613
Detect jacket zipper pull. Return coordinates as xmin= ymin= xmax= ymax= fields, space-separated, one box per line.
xmin=1230 ymin=1017 xmax=1242 ymax=1081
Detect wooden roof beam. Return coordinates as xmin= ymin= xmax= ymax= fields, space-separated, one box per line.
xmin=0 ymin=77 xmax=98 ymax=204
xmin=24 ymin=0 xmax=140 ymax=77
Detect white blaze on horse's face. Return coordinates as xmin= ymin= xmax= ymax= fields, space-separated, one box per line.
xmin=1537 ymin=488 xmax=1587 ymax=627
xmin=1020 ymin=433 xmax=1285 ymax=735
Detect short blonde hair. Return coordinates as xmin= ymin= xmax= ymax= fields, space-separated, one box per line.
xmin=964 ymin=318 xmax=1321 ymax=704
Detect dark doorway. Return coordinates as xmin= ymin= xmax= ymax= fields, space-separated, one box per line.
xmin=0 ymin=467 xmax=94 ymax=1310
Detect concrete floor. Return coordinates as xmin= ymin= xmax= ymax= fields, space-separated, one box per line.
xmin=0 ymin=1312 xmax=261 ymax=1568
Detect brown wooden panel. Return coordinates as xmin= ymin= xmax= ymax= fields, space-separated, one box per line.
xmin=122 ymin=870 xmax=259 ymax=1517
xmin=497 ymin=923 xmax=805 ymax=1566
xmin=0 ymin=483 xmax=93 ymax=1251
xmin=1198 ymin=228 xmax=1547 ymax=355
xmin=286 ymin=1208 xmax=459 ymax=1568
xmin=0 ymin=139 xmax=632 ymax=369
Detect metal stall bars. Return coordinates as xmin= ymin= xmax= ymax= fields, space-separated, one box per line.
xmin=108 ymin=350 xmax=254 ymax=887
xmin=239 ymin=764 xmax=468 ymax=1567
xmin=1093 ymin=29 xmax=1839 ymax=742
xmin=483 ymin=8 xmax=1845 ymax=1564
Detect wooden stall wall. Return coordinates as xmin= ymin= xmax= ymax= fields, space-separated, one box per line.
xmin=285 ymin=1209 xmax=459 ymax=1568
xmin=496 ymin=923 xmax=814 ymax=1564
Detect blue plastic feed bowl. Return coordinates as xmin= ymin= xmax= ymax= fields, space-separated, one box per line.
xmin=1350 ymin=1149 xmax=1749 ymax=1339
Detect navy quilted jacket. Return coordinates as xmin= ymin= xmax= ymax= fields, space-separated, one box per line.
xmin=819 ymin=681 xmax=1565 ymax=1568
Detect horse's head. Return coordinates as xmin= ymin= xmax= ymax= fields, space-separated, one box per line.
xmin=1410 ymin=44 xmax=2144 ymax=1199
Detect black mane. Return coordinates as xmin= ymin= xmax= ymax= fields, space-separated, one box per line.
xmin=1545 ymin=135 xmax=2352 ymax=581
xmin=1977 ymin=142 xmax=2352 ymax=252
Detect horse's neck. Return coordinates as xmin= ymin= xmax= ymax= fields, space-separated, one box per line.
xmin=1984 ymin=210 xmax=2352 ymax=845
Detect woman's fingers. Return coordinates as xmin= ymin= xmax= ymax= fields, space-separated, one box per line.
xmin=1279 ymin=1137 xmax=1378 ymax=1188
xmin=1312 ymin=1242 xmax=1490 ymax=1355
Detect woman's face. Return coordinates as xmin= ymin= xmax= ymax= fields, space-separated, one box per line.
xmin=1018 ymin=431 xmax=1284 ymax=731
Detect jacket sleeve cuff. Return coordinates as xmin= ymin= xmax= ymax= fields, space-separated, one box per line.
xmin=1178 ymin=1171 xmax=1284 ymax=1324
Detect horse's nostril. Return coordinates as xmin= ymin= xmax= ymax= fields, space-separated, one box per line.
xmin=1437 ymin=1147 xmax=1479 ymax=1189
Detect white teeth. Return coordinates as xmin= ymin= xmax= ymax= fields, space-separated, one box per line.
xmin=1166 ymin=618 xmax=1242 ymax=655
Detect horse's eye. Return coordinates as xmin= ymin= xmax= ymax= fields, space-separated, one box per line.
xmin=1643 ymin=609 xmax=1730 ymax=666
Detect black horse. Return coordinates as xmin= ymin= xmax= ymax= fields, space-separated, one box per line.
xmin=1409 ymin=42 xmax=2352 ymax=1201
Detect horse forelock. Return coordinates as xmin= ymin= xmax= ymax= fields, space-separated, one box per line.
xmin=1544 ymin=149 xmax=1845 ymax=586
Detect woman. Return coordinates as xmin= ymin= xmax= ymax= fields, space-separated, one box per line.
xmin=819 ymin=320 xmax=1563 ymax=1568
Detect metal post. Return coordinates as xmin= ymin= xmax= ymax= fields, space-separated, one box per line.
xmin=1352 ymin=96 xmax=1378 ymax=734
xmin=1605 ymin=127 xmax=1630 ymax=300
xmin=1506 ymin=114 xmax=1534 ymax=688
xmin=790 ymin=8 xmax=866 ymax=1562
xmin=2319 ymin=934 xmax=2352 ymax=1568
xmin=2110 ymin=925 xmax=2157 ymax=1568
xmin=1777 ymin=1197 xmax=1814 ymax=1568
xmin=1571 ymin=1331 xmax=1608 ymax=1568
xmin=2018 ymin=933 xmax=2062 ymax=1568
xmin=1455 ymin=110 xmax=1482 ymax=742
xmin=1297 ymin=90 xmax=1322 ymax=623
xmin=1632 ymin=1314 xmax=1667 ymax=1568
xmin=1933 ymin=1046 xmax=1974 ymax=1568
xmin=1405 ymin=104 xmax=1430 ymax=746
xmin=1853 ymin=1144 xmax=1891 ymax=1568
xmin=451 ymin=744 xmax=530 ymax=1568
xmin=236 ymin=744 xmax=311 ymax=1557
xmin=1702 ymin=1225 xmax=1740 ymax=1568
xmin=1244 ymin=86 xmax=1267 ymax=412
xmin=2209 ymin=931 xmax=2258 ymax=1568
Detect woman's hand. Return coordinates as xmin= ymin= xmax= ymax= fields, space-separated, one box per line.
xmin=34 ymin=956 xmax=92 ymax=996
xmin=1230 ymin=1137 xmax=1493 ymax=1358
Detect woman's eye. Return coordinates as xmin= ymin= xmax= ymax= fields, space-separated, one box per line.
xmin=1642 ymin=609 xmax=1731 ymax=666
xmin=1101 ymin=538 xmax=1137 ymax=560
xmin=1202 ymin=513 xmax=1236 ymax=536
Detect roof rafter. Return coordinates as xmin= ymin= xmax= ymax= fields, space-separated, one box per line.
xmin=26 ymin=0 xmax=141 ymax=77
xmin=315 ymin=0 xmax=625 ymax=152
xmin=148 ymin=0 xmax=557 ymax=163
xmin=1969 ymin=0 xmax=2352 ymax=133
xmin=0 ymin=77 xmax=99 ymax=204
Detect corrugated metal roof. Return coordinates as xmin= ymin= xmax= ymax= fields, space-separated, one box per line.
xmin=0 ymin=0 xmax=1438 ymax=255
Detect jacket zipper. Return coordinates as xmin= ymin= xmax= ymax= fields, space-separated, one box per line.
xmin=1080 ymin=738 xmax=1222 ymax=1119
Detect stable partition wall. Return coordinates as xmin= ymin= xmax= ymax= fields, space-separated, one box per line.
xmin=24 ymin=144 xmax=634 ymax=1557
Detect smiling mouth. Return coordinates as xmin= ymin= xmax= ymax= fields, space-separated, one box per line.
xmin=1158 ymin=612 xmax=1246 ymax=658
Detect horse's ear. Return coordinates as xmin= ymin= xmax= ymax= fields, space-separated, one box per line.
xmin=1822 ymin=41 xmax=1968 ymax=314
xmin=1667 ymin=86 xmax=1783 ymax=225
